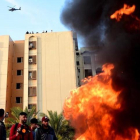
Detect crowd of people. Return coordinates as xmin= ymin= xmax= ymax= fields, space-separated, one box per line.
xmin=26 ymin=30 xmax=48 ymax=34
xmin=0 ymin=109 xmax=57 ymax=140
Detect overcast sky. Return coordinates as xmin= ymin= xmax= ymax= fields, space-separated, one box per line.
xmin=0 ymin=0 xmax=70 ymax=41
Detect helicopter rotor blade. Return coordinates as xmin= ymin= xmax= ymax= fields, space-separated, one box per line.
xmin=7 ymin=5 xmax=16 ymax=8
xmin=7 ymin=6 xmax=13 ymax=8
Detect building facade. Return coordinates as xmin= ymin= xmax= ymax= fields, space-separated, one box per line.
xmin=77 ymin=47 xmax=103 ymax=84
xmin=0 ymin=36 xmax=14 ymax=112
xmin=0 ymin=31 xmax=79 ymax=114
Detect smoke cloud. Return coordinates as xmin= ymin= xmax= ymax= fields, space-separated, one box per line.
xmin=61 ymin=0 xmax=140 ymax=138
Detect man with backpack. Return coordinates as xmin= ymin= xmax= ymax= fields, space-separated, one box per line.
xmin=9 ymin=112 xmax=33 ymax=140
xmin=35 ymin=116 xmax=57 ymax=140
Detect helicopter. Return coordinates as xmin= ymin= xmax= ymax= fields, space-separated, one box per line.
xmin=8 ymin=6 xmax=21 ymax=12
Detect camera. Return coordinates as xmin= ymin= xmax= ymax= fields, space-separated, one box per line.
xmin=5 ymin=112 xmax=9 ymax=118
xmin=17 ymin=125 xmax=30 ymax=134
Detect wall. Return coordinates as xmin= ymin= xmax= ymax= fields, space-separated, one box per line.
xmin=24 ymin=31 xmax=77 ymax=113
xmin=11 ymin=40 xmax=24 ymax=109
xmin=6 ymin=37 xmax=14 ymax=113
xmin=0 ymin=36 xmax=10 ymax=109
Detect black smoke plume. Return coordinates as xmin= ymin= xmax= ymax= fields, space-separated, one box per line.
xmin=61 ymin=0 xmax=140 ymax=138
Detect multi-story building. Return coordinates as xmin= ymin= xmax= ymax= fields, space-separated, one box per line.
xmin=0 ymin=31 xmax=79 ymax=114
xmin=77 ymin=47 xmax=103 ymax=84
xmin=0 ymin=36 xmax=14 ymax=113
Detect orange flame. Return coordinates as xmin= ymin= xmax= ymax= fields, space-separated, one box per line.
xmin=110 ymin=4 xmax=135 ymax=21
xmin=63 ymin=63 xmax=139 ymax=140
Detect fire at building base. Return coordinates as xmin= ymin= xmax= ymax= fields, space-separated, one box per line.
xmin=61 ymin=1 xmax=140 ymax=140
xmin=63 ymin=64 xmax=139 ymax=140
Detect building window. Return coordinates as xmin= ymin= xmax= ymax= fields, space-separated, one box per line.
xmin=84 ymin=56 xmax=91 ymax=64
xmin=96 ymin=67 xmax=103 ymax=74
xmin=16 ymin=83 xmax=23 ymax=89
xmin=17 ymin=57 xmax=23 ymax=63
xmin=77 ymin=67 xmax=80 ymax=72
xmin=29 ymin=41 xmax=36 ymax=49
xmin=16 ymin=97 xmax=22 ymax=103
xmin=29 ymin=56 xmax=36 ymax=64
xmin=28 ymin=104 xmax=36 ymax=109
xmin=76 ymin=61 xmax=79 ymax=65
xmin=76 ymin=52 xmax=79 ymax=56
xmin=85 ymin=69 xmax=92 ymax=77
xmin=28 ymin=87 xmax=37 ymax=97
xmin=73 ymin=38 xmax=78 ymax=51
xmin=28 ymin=104 xmax=36 ymax=111
xmin=17 ymin=70 xmax=23 ymax=76
xmin=29 ymin=71 xmax=36 ymax=80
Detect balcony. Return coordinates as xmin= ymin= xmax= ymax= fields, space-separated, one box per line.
xmin=29 ymin=56 xmax=36 ymax=64
xmin=28 ymin=104 xmax=36 ymax=111
xmin=29 ymin=71 xmax=36 ymax=80
xmin=29 ymin=41 xmax=36 ymax=50
xmin=28 ymin=87 xmax=37 ymax=97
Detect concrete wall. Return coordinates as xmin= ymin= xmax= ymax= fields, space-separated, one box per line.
xmin=24 ymin=31 xmax=77 ymax=113
xmin=11 ymin=40 xmax=24 ymax=108
xmin=0 ymin=36 xmax=10 ymax=110
xmin=6 ymin=37 xmax=14 ymax=113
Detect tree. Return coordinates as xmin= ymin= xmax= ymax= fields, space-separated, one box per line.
xmin=40 ymin=110 xmax=75 ymax=140
xmin=5 ymin=106 xmax=38 ymax=137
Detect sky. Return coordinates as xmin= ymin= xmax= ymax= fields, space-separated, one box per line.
xmin=0 ymin=0 xmax=70 ymax=41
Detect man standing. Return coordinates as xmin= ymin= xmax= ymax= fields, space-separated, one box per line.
xmin=30 ymin=118 xmax=39 ymax=140
xmin=0 ymin=109 xmax=6 ymax=140
xmin=9 ymin=112 xmax=33 ymax=140
xmin=35 ymin=116 xmax=57 ymax=140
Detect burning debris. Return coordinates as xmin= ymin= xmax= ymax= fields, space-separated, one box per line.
xmin=61 ymin=0 xmax=140 ymax=139
xmin=110 ymin=3 xmax=140 ymax=31
xmin=110 ymin=4 xmax=135 ymax=21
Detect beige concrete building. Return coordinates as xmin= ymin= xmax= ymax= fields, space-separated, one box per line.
xmin=0 ymin=31 xmax=79 ymax=114
xmin=0 ymin=36 xmax=14 ymax=112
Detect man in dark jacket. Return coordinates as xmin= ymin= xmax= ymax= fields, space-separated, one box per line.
xmin=35 ymin=116 xmax=57 ymax=140
xmin=0 ymin=109 xmax=6 ymax=140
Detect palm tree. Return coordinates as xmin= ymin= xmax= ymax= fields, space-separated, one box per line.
xmin=40 ymin=110 xmax=75 ymax=140
xmin=5 ymin=106 xmax=39 ymax=137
